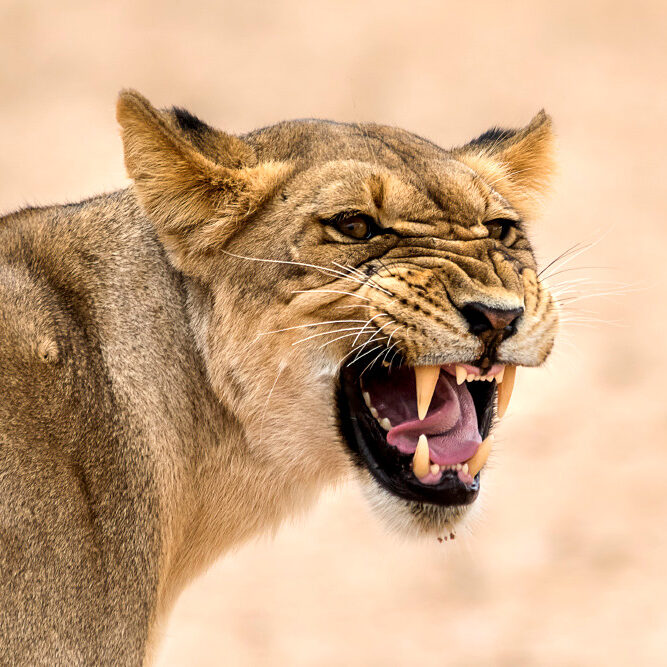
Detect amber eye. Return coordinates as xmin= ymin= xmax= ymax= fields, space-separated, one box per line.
xmin=331 ymin=213 xmax=373 ymax=240
xmin=486 ymin=218 xmax=516 ymax=241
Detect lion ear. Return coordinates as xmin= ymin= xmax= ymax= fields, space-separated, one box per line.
xmin=456 ymin=111 xmax=555 ymax=218
xmin=116 ymin=90 xmax=289 ymax=275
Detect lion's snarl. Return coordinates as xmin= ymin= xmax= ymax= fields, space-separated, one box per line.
xmin=0 ymin=90 xmax=556 ymax=663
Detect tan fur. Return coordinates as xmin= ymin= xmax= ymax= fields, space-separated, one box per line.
xmin=0 ymin=91 xmax=557 ymax=664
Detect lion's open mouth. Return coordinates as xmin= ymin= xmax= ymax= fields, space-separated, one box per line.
xmin=338 ymin=359 xmax=516 ymax=506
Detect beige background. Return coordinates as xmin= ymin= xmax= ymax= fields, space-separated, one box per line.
xmin=1 ymin=0 xmax=666 ymax=664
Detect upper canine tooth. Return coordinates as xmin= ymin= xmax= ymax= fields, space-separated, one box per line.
xmin=496 ymin=365 xmax=516 ymax=418
xmin=455 ymin=365 xmax=467 ymax=385
xmin=413 ymin=434 xmax=431 ymax=479
xmin=415 ymin=365 xmax=440 ymax=420
xmin=465 ymin=435 xmax=493 ymax=477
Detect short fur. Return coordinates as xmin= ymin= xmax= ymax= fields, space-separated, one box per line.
xmin=0 ymin=91 xmax=557 ymax=664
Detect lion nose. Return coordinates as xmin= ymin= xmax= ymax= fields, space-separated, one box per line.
xmin=460 ymin=302 xmax=524 ymax=339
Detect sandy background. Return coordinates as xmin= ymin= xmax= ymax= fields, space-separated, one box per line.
xmin=1 ymin=0 xmax=666 ymax=664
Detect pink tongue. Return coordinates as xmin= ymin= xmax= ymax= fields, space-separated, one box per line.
xmin=364 ymin=368 xmax=481 ymax=466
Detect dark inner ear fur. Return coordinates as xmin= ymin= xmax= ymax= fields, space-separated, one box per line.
xmin=161 ymin=106 xmax=257 ymax=168
xmin=116 ymin=90 xmax=289 ymax=275
xmin=455 ymin=111 xmax=555 ymax=219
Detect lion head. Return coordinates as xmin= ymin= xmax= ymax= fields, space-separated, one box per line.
xmin=117 ymin=91 xmax=557 ymax=538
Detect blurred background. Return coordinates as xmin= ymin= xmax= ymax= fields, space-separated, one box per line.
xmin=1 ymin=0 xmax=665 ymax=664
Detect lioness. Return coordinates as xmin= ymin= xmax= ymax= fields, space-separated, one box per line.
xmin=0 ymin=91 xmax=557 ymax=664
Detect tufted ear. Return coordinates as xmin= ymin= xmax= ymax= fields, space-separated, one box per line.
xmin=455 ymin=111 xmax=555 ymax=219
xmin=116 ymin=90 xmax=290 ymax=275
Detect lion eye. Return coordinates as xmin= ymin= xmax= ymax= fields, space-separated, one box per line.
xmin=485 ymin=218 xmax=516 ymax=241
xmin=332 ymin=214 xmax=373 ymax=240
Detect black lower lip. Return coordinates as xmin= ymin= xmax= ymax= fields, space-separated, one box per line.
xmin=337 ymin=364 xmax=484 ymax=507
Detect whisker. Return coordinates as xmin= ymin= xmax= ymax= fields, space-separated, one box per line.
xmin=351 ymin=312 xmax=386 ymax=347
xmin=341 ymin=341 xmax=388 ymax=369
xmin=350 ymin=320 xmax=396 ymax=362
xmin=257 ymin=319 xmax=368 ymax=336
xmin=258 ymin=360 xmax=287 ymax=445
xmin=359 ymin=345 xmax=392 ymax=378
xmin=330 ymin=260 xmax=393 ymax=296
xmin=537 ymin=240 xmax=599 ymax=279
xmin=292 ymin=289 xmax=371 ymax=302
xmin=291 ymin=326 xmax=367 ymax=346
xmin=387 ymin=339 xmax=403 ymax=369
xmin=557 ymin=289 xmax=637 ymax=305
xmin=222 ymin=250 xmax=375 ymax=289
xmin=380 ymin=336 xmax=401 ymax=368
xmin=332 ymin=261 xmax=366 ymax=280
xmin=540 ymin=265 xmax=614 ymax=282
xmin=317 ymin=330 xmax=376 ymax=350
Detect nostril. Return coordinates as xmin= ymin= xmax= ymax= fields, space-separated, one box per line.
xmin=460 ymin=302 xmax=524 ymax=338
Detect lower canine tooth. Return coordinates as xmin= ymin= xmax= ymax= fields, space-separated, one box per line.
xmin=466 ymin=435 xmax=493 ymax=477
xmin=413 ymin=434 xmax=430 ymax=479
xmin=496 ymin=365 xmax=516 ymax=418
xmin=430 ymin=463 xmax=440 ymax=475
xmin=363 ymin=392 xmax=371 ymax=408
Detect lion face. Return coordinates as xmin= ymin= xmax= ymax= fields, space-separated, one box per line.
xmin=118 ymin=92 xmax=557 ymax=536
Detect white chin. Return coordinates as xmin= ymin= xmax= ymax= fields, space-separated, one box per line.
xmin=360 ymin=476 xmax=484 ymax=538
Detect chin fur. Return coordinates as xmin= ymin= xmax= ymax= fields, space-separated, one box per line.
xmin=358 ymin=469 xmax=488 ymax=539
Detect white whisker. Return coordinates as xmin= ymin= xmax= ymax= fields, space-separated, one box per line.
xmin=258 ymin=360 xmax=287 ymax=445
xmin=317 ymin=330 xmax=375 ymax=350
xmin=343 ymin=339 xmax=389 ymax=367
xmin=359 ymin=345 xmax=392 ymax=378
xmin=351 ymin=313 xmax=386 ymax=347
xmin=291 ymin=326 xmax=366 ymax=346
xmin=222 ymin=249 xmax=373 ymax=289
xmin=332 ymin=260 xmax=394 ymax=297
xmin=257 ymin=319 xmax=368 ymax=336
xmin=292 ymin=289 xmax=371 ymax=302
xmin=351 ymin=320 xmax=396 ymax=362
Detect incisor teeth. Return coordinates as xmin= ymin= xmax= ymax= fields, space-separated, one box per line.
xmin=379 ymin=417 xmax=392 ymax=431
xmin=415 ymin=365 xmax=440 ymax=420
xmin=496 ymin=365 xmax=516 ymax=418
xmin=466 ymin=435 xmax=493 ymax=477
xmin=370 ymin=406 xmax=379 ymax=418
xmin=413 ymin=434 xmax=430 ymax=479
xmin=467 ymin=373 xmax=475 ymax=382
xmin=456 ymin=365 xmax=467 ymax=385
